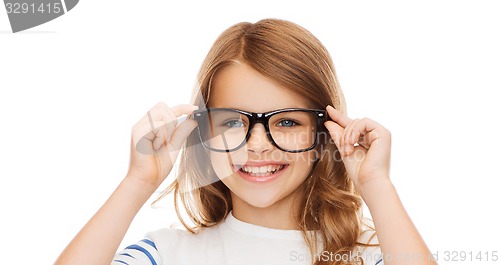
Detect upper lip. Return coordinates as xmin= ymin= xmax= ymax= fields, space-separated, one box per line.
xmin=233 ymin=161 xmax=289 ymax=167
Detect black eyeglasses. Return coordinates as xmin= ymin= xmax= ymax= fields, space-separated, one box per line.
xmin=193 ymin=108 xmax=326 ymax=153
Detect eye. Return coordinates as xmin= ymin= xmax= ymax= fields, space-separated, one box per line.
xmin=223 ymin=120 xmax=245 ymax=128
xmin=277 ymin=119 xmax=299 ymax=127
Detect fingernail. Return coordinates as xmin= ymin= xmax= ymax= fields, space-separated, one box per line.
xmin=177 ymin=116 xmax=187 ymax=123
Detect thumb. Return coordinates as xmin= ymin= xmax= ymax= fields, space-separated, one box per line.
xmin=324 ymin=121 xmax=343 ymax=148
xmin=162 ymin=119 xmax=198 ymax=171
xmin=167 ymin=119 xmax=198 ymax=153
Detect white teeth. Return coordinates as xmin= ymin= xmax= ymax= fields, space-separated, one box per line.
xmin=241 ymin=165 xmax=285 ymax=174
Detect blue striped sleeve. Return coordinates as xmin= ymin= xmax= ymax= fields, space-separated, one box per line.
xmin=111 ymin=239 xmax=161 ymax=265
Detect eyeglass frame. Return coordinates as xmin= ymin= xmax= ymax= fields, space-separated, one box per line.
xmin=192 ymin=107 xmax=327 ymax=153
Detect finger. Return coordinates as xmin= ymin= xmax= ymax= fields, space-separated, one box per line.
xmin=345 ymin=118 xmax=388 ymax=154
xmin=326 ymin=105 xmax=352 ymax=128
xmin=152 ymin=133 xmax=166 ymax=151
xmin=148 ymin=109 xmax=175 ymax=151
xmin=143 ymin=103 xmax=198 ymax=132
xmin=357 ymin=127 xmax=382 ymax=150
xmin=171 ymin=104 xmax=199 ymax=117
xmin=150 ymin=103 xmax=198 ymax=150
xmin=344 ymin=119 xmax=361 ymax=155
xmin=357 ymin=134 xmax=370 ymax=150
xmin=324 ymin=120 xmax=344 ymax=148
xmin=153 ymin=103 xmax=178 ymax=142
xmin=134 ymin=103 xmax=199 ymax=154
xmin=150 ymin=102 xmax=198 ymax=125
xmin=132 ymin=121 xmax=158 ymax=155
xmin=167 ymin=119 xmax=198 ymax=151
xmin=155 ymin=104 xmax=198 ymax=147
xmin=341 ymin=119 xmax=351 ymax=155
xmin=165 ymin=119 xmax=198 ymax=162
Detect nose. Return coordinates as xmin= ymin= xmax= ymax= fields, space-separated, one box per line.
xmin=246 ymin=123 xmax=272 ymax=153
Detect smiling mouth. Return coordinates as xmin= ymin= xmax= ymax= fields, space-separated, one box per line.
xmin=236 ymin=164 xmax=288 ymax=177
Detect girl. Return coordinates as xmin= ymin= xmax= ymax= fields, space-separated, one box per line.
xmin=55 ymin=19 xmax=436 ymax=265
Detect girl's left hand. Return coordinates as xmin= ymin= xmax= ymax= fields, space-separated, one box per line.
xmin=324 ymin=105 xmax=392 ymax=194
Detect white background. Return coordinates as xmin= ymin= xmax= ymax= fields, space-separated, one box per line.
xmin=1 ymin=0 xmax=499 ymax=264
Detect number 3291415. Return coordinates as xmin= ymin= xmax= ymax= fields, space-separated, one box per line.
xmin=5 ymin=3 xmax=62 ymax=14
xmin=441 ymin=251 xmax=498 ymax=262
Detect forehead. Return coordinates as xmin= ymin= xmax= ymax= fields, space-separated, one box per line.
xmin=208 ymin=62 xmax=312 ymax=112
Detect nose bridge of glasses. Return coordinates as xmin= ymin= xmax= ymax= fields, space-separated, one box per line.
xmin=251 ymin=112 xmax=273 ymax=135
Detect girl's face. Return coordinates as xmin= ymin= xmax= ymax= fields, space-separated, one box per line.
xmin=207 ymin=62 xmax=317 ymax=209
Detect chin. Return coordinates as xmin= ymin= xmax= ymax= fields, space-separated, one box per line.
xmin=229 ymin=183 xmax=301 ymax=210
xmin=239 ymin=193 xmax=283 ymax=208
xmin=217 ymin=161 xmax=311 ymax=211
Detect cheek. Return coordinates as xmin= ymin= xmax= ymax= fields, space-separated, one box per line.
xmin=288 ymin=150 xmax=316 ymax=166
xmin=210 ymin=150 xmax=249 ymax=180
xmin=288 ymin=152 xmax=316 ymax=179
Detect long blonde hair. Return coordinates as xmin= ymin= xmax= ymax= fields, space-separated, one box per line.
xmin=159 ymin=19 xmax=372 ymax=265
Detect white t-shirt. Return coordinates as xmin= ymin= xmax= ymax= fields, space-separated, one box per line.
xmin=112 ymin=212 xmax=383 ymax=265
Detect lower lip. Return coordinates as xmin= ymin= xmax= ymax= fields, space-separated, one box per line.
xmin=235 ymin=165 xmax=289 ymax=183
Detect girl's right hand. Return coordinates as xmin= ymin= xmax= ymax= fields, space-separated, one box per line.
xmin=126 ymin=103 xmax=198 ymax=190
